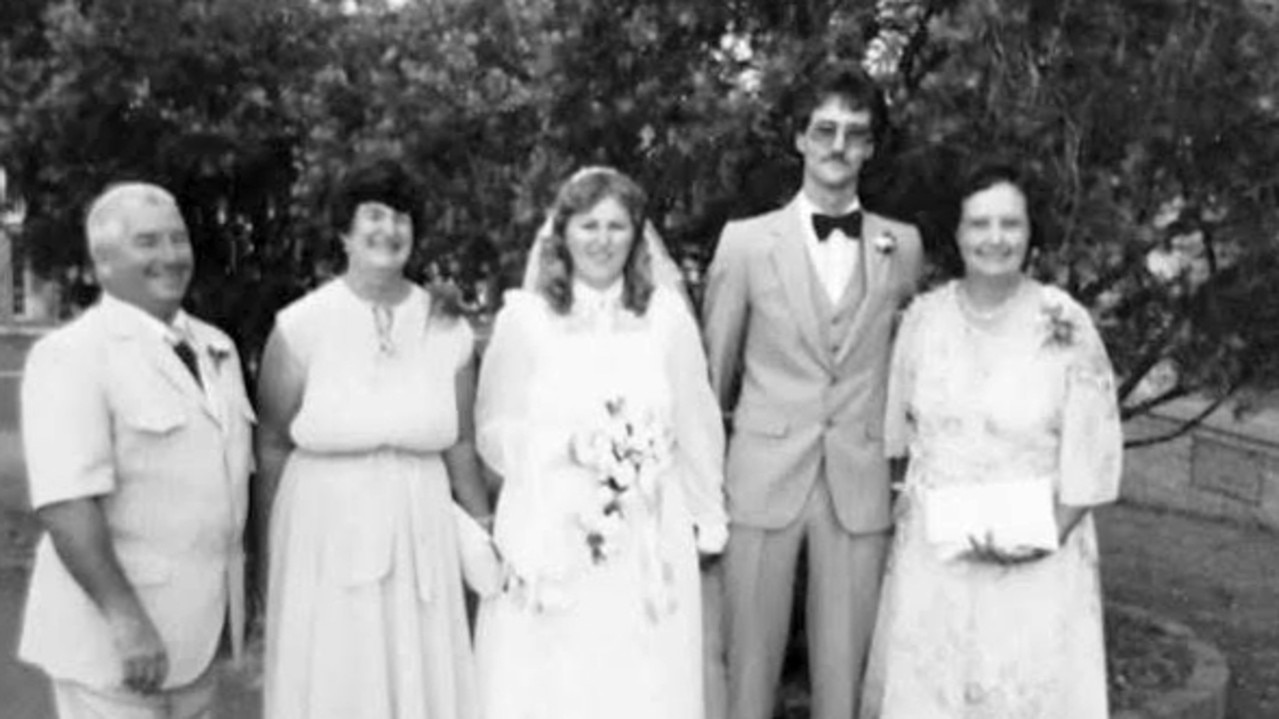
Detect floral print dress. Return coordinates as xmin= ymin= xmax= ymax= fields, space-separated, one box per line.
xmin=862 ymin=280 xmax=1123 ymax=719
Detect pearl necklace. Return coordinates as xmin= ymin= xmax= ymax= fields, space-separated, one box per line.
xmin=956 ymin=279 xmax=1026 ymax=326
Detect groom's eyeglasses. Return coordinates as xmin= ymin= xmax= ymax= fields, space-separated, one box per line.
xmin=806 ymin=122 xmax=874 ymax=148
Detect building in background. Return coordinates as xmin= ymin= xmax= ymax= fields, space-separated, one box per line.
xmin=0 ymin=167 xmax=57 ymax=328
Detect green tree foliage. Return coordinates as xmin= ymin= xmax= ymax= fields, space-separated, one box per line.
xmin=896 ymin=0 xmax=1279 ymax=438
xmin=1 ymin=0 xmax=332 ymax=354
xmin=1 ymin=0 xmax=1277 ymax=437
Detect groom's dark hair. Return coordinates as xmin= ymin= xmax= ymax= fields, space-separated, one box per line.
xmin=788 ymin=62 xmax=889 ymax=146
xmin=537 ymin=167 xmax=655 ymax=316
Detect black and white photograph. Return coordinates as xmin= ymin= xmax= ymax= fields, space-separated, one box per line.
xmin=1 ymin=1 xmax=1278 ymax=718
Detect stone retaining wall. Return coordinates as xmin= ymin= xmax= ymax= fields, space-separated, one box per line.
xmin=1123 ymin=398 xmax=1279 ymax=533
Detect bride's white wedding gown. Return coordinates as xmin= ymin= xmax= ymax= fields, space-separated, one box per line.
xmin=474 ymin=284 xmax=726 ymax=719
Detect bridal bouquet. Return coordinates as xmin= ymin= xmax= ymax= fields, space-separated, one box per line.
xmin=570 ymin=396 xmax=674 ymax=564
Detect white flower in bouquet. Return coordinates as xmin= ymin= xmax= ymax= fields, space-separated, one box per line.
xmin=611 ymin=460 xmax=639 ymax=490
xmin=595 ymin=485 xmax=617 ymax=507
xmin=578 ymin=504 xmax=626 ymax=563
xmin=569 ymin=395 xmax=675 ymax=564
xmin=570 ymin=429 xmax=611 ymax=469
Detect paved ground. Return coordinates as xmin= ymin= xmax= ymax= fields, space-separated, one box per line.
xmin=0 ymin=498 xmax=1275 ymax=718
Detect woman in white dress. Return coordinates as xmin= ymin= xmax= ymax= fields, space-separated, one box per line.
xmin=474 ymin=167 xmax=728 ymax=719
xmin=862 ymin=161 xmax=1124 ymax=718
xmin=255 ymin=159 xmax=492 ymax=719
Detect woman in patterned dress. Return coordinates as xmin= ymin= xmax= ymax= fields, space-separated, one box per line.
xmin=863 ymin=160 xmax=1124 ymax=718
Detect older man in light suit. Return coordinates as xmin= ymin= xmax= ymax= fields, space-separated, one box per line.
xmin=701 ymin=65 xmax=924 ymax=719
xmin=19 ymin=182 xmax=254 ymax=718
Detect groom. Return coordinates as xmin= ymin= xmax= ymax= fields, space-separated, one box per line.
xmin=701 ymin=63 xmax=924 ymax=719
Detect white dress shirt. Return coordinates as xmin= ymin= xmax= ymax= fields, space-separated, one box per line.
xmin=797 ymin=192 xmax=862 ymax=305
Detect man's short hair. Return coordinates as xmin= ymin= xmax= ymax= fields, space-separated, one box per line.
xmin=789 ymin=62 xmax=889 ymax=144
xmin=85 ymin=183 xmax=178 ymax=257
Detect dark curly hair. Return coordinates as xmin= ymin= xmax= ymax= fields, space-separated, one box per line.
xmin=328 ymin=158 xmax=463 ymax=318
xmin=935 ymin=159 xmax=1051 ymax=279
xmin=535 ymin=167 xmax=655 ymax=316
xmin=328 ymin=158 xmax=426 ymax=238
xmin=789 ymin=62 xmax=890 ymax=147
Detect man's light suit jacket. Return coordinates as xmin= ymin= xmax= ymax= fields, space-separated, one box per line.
xmin=703 ymin=197 xmax=923 ymax=533
xmin=19 ymin=299 xmax=255 ymax=689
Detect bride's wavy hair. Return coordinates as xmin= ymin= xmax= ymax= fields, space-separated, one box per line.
xmin=536 ymin=167 xmax=655 ymax=316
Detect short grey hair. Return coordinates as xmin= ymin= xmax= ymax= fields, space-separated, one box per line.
xmin=85 ymin=183 xmax=179 ymax=257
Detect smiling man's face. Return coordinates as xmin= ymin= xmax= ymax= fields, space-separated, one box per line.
xmin=93 ymin=198 xmax=193 ymax=322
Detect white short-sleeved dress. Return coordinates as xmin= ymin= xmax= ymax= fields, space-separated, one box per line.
xmin=263 ymin=280 xmax=479 ymax=719
xmin=863 ymin=280 xmax=1124 ymax=719
xmin=472 ymin=284 xmax=727 ymax=719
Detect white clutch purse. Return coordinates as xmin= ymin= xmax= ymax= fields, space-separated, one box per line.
xmin=920 ymin=477 xmax=1059 ymax=561
xmin=452 ymin=504 xmax=504 ymax=598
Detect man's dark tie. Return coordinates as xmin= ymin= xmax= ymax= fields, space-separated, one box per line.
xmin=172 ymin=340 xmax=202 ymax=388
xmin=812 ymin=210 xmax=863 ymax=242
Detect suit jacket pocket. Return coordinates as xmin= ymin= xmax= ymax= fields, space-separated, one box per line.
xmin=733 ymin=409 xmax=789 ymax=438
xmin=120 ymin=405 xmax=186 ymax=434
xmin=113 ymin=373 xmax=190 ymax=434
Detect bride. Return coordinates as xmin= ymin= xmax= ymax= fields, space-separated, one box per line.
xmin=474 ymin=166 xmax=727 ymax=719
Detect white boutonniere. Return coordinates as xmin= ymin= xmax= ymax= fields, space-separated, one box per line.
xmin=872 ymin=231 xmax=898 ymax=255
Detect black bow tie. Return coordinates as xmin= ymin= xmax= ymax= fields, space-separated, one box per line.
xmin=812 ymin=210 xmax=863 ymax=241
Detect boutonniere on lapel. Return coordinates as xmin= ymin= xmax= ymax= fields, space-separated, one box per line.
xmin=871 ymin=230 xmax=898 ymax=256
xmin=1040 ymin=302 xmax=1077 ymax=349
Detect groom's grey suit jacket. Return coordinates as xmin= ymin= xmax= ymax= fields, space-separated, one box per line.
xmin=702 ymin=196 xmax=923 ymax=533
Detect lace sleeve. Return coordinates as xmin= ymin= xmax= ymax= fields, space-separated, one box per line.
xmin=659 ymin=291 xmax=728 ymax=553
xmin=1057 ymin=306 xmax=1123 ymax=506
xmin=475 ymin=291 xmax=538 ymax=481
xmin=883 ymin=298 xmax=924 ymax=459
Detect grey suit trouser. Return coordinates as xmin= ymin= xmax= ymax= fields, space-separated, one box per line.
xmin=721 ymin=478 xmax=889 ymax=719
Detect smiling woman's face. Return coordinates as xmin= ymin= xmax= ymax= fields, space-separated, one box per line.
xmin=342 ymin=201 xmax=413 ymax=273
xmin=957 ymin=181 xmax=1031 ymax=281
xmin=564 ymin=195 xmax=635 ymax=290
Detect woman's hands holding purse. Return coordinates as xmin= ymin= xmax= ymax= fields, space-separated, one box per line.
xmin=962 ymin=531 xmax=1052 ymax=566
